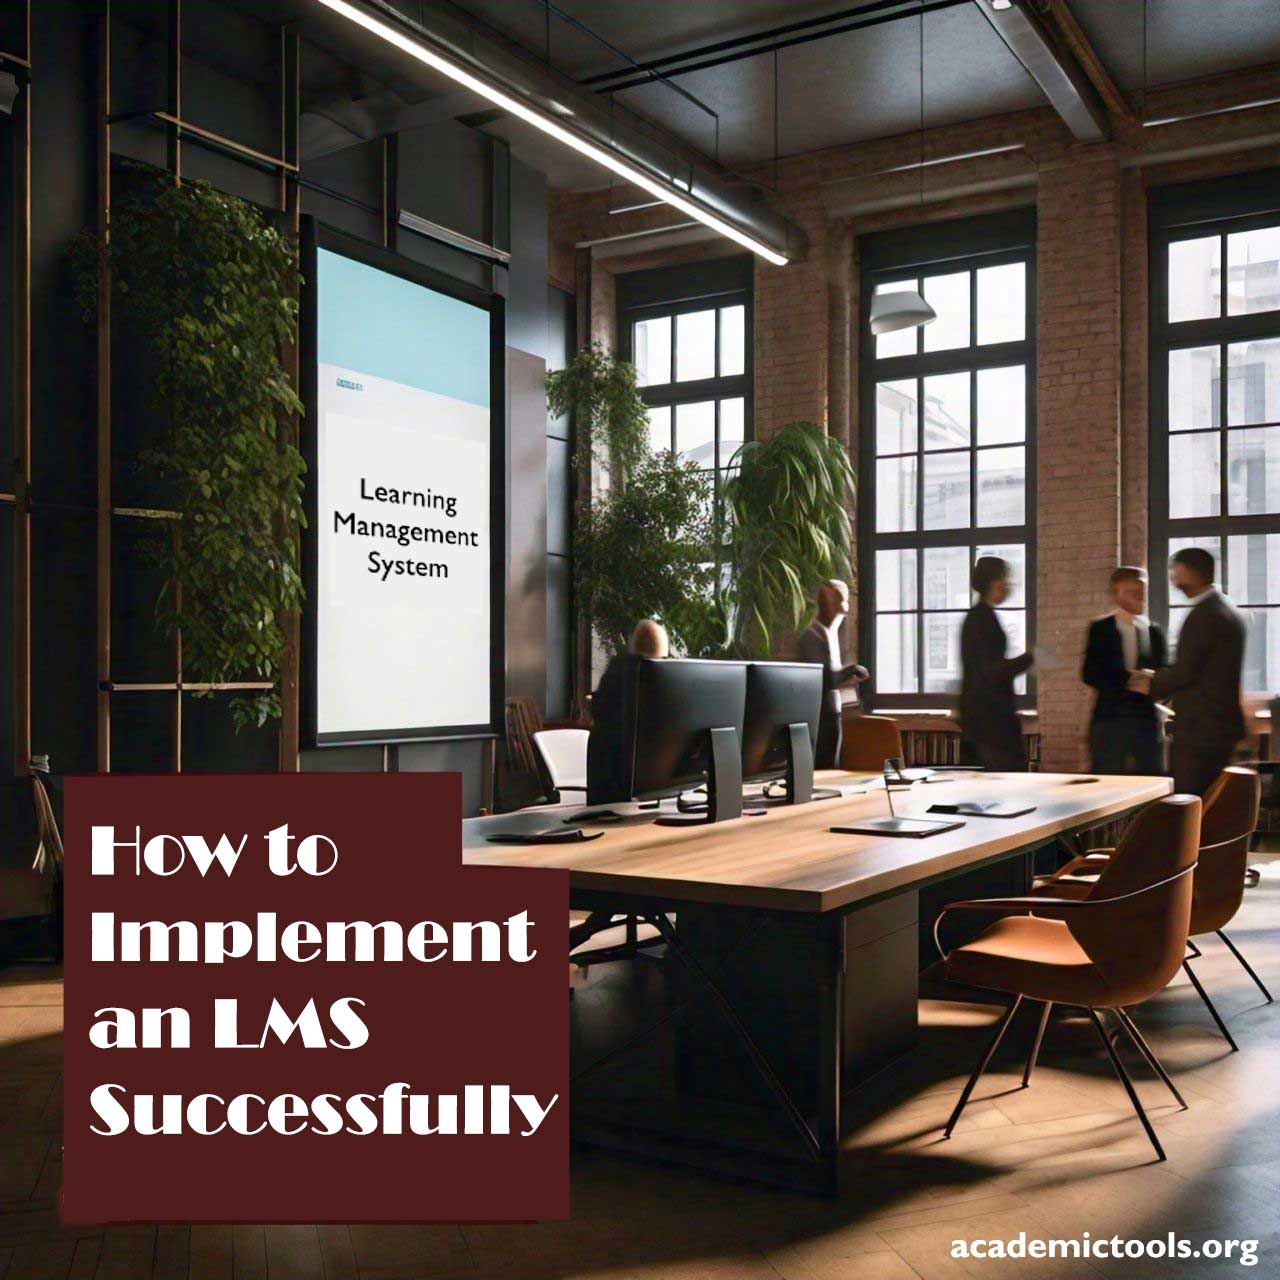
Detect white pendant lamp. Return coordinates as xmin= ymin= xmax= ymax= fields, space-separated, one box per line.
xmin=869 ymin=288 xmax=936 ymax=335
xmin=871 ymin=6 xmax=936 ymax=339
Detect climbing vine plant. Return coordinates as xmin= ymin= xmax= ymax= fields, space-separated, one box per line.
xmin=75 ymin=166 xmax=305 ymax=729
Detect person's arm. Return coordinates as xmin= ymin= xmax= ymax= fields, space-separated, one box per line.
xmin=1149 ymin=611 xmax=1211 ymax=701
xmin=837 ymin=663 xmax=870 ymax=685
xmin=1081 ymin=622 xmax=1109 ymax=690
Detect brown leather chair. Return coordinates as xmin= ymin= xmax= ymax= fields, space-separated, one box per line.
xmin=936 ymin=794 xmax=1201 ymax=1161
xmin=1034 ymin=767 xmax=1268 ymax=1051
xmin=840 ymin=714 xmax=903 ymax=772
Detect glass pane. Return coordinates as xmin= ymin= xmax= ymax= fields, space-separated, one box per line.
xmin=922 ymin=372 xmax=971 ymax=450
xmin=977 ymin=445 xmax=1025 ymax=526
xmin=1168 ymin=433 xmax=1220 ymax=518
xmin=976 ymin=365 xmax=1026 ymax=445
xmin=1167 ymin=537 xmax=1222 ymax=602
xmin=876 ymin=379 xmax=917 ymax=454
xmin=923 ymin=271 xmax=970 ymax=352
xmin=1242 ymin=608 xmax=1280 ymax=693
xmin=719 ymin=304 xmax=746 ymax=376
xmin=1167 ymin=234 xmax=1220 ymax=323
xmin=675 ymin=400 xmax=716 ymax=468
xmin=646 ymin=405 xmax=672 ymax=455
xmin=876 ymin=549 xmax=917 ymax=612
xmin=873 ymin=279 xmax=919 ymax=359
xmin=1001 ymin=610 xmax=1029 ymax=695
xmin=923 ymin=452 xmax=970 ymax=530
xmin=718 ymin=397 xmax=745 ymax=468
xmin=1227 ymin=426 xmax=1280 ymax=515
xmin=923 ymin=546 xmax=970 ymax=611
xmin=876 ymin=456 xmax=918 ymax=532
xmin=676 ymin=309 xmax=715 ymax=382
xmin=1227 ymin=225 xmax=1280 ymax=316
xmin=1168 ymin=345 xmax=1220 ymax=432
xmin=922 ymin=612 xmax=964 ymax=693
xmin=1226 ymin=337 xmax=1280 ymax=425
xmin=1228 ymin=533 xmax=1280 ymax=605
xmin=876 ymin=614 xmax=918 ymax=693
xmin=976 ymin=543 xmax=1026 ymax=608
xmin=633 ymin=316 xmax=670 ymax=386
xmin=976 ymin=262 xmax=1026 ymax=344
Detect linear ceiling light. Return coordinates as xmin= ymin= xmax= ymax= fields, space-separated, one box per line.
xmin=314 ymin=0 xmax=790 ymax=266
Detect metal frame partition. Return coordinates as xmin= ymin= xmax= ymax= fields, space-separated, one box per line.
xmin=95 ymin=0 xmax=303 ymax=772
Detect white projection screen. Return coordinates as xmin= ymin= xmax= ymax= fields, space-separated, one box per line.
xmin=301 ymin=222 xmax=504 ymax=746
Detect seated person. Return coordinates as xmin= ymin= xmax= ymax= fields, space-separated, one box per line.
xmin=586 ymin=619 xmax=669 ymax=805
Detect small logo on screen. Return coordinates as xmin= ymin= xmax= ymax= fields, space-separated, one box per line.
xmin=336 ymin=377 xmax=364 ymax=391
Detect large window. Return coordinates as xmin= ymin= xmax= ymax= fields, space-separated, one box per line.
xmin=1152 ymin=172 xmax=1280 ymax=693
xmin=618 ymin=256 xmax=752 ymax=516
xmin=859 ymin=213 xmax=1036 ymax=707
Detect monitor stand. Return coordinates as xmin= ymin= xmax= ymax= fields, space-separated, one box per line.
xmin=758 ymin=723 xmax=842 ymax=805
xmin=655 ymin=726 xmax=743 ymax=826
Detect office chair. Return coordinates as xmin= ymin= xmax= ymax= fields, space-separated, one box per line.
xmin=532 ymin=728 xmax=589 ymax=804
xmin=936 ymin=794 xmax=1201 ymax=1161
xmin=1034 ymin=767 xmax=1267 ymax=1051
xmin=840 ymin=714 xmax=903 ymax=771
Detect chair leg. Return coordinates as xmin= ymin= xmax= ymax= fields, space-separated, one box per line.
xmin=1087 ymin=1008 xmax=1166 ymax=1162
xmin=1217 ymin=929 xmax=1274 ymax=1003
xmin=1021 ymin=1001 xmax=1052 ymax=1088
xmin=1182 ymin=959 xmax=1239 ymax=1052
xmin=1112 ymin=1009 xmax=1188 ymax=1110
xmin=1186 ymin=938 xmax=1202 ymax=959
xmin=944 ymin=995 xmax=1022 ymax=1138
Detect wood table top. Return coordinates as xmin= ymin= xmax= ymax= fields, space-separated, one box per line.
xmin=462 ymin=771 xmax=1173 ymax=914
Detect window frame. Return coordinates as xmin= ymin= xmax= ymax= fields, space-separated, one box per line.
xmin=857 ymin=210 xmax=1038 ymax=711
xmin=1149 ymin=170 xmax=1280 ymax=692
xmin=617 ymin=256 xmax=754 ymax=524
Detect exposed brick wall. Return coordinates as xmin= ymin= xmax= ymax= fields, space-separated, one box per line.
xmin=1035 ymin=148 xmax=1123 ymax=771
xmin=548 ymin=66 xmax=1280 ymax=763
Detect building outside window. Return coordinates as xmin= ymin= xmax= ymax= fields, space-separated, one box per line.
xmin=858 ymin=212 xmax=1036 ymax=708
xmin=1151 ymin=171 xmax=1280 ymax=694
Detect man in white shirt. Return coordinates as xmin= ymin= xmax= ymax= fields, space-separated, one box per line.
xmin=795 ymin=580 xmax=869 ymax=768
xmin=1081 ymin=567 xmax=1167 ymax=774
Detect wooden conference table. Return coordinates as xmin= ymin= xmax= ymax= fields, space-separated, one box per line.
xmin=464 ymin=769 xmax=1172 ymax=1194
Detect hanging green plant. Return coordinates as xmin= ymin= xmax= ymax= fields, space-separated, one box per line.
xmin=722 ymin=421 xmax=855 ymax=657
xmin=74 ymin=166 xmax=305 ymax=729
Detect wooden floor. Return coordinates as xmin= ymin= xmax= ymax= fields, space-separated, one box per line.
xmin=4 ymin=853 xmax=1279 ymax=1279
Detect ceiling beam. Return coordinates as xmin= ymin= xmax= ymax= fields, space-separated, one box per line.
xmin=972 ymin=0 xmax=1110 ymax=142
xmin=1036 ymin=0 xmax=1135 ymax=126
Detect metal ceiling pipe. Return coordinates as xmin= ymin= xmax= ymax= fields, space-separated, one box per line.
xmin=337 ymin=0 xmax=807 ymax=263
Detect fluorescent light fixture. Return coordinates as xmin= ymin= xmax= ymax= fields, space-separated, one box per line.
xmin=314 ymin=0 xmax=790 ymax=266
xmin=990 ymin=0 xmax=1013 ymax=9
xmin=869 ymin=289 xmax=936 ymax=336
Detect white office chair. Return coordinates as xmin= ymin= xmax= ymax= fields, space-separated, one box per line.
xmin=532 ymin=728 xmax=588 ymax=803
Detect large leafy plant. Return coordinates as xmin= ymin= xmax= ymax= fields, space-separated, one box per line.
xmin=723 ymin=422 xmax=855 ymax=656
xmin=547 ymin=344 xmax=716 ymax=655
xmin=75 ymin=167 xmax=304 ymax=728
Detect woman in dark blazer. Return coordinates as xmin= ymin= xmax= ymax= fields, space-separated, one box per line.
xmin=959 ymin=556 xmax=1034 ymax=771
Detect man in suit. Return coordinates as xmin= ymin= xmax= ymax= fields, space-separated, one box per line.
xmin=1082 ymin=567 xmax=1167 ymax=775
xmin=795 ymin=580 xmax=869 ymax=768
xmin=1129 ymin=547 xmax=1246 ymax=796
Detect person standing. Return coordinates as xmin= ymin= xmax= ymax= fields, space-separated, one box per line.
xmin=960 ymin=556 xmax=1034 ymax=771
xmin=795 ymin=579 xmax=869 ymax=768
xmin=1129 ymin=547 xmax=1245 ymax=796
xmin=1082 ymin=567 xmax=1167 ymax=775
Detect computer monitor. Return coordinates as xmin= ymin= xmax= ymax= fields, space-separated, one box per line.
xmin=630 ymin=658 xmax=747 ymax=825
xmin=740 ymin=661 xmax=824 ymax=805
